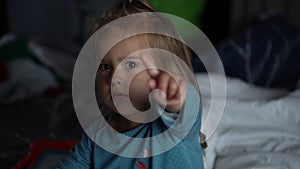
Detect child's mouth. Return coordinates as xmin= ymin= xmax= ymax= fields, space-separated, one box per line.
xmin=112 ymin=93 xmax=128 ymax=100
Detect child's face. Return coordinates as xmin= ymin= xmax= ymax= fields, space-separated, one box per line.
xmin=96 ymin=38 xmax=151 ymax=117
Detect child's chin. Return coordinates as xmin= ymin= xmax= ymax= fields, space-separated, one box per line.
xmin=117 ymin=109 xmax=138 ymax=117
xmin=114 ymin=104 xmax=135 ymax=115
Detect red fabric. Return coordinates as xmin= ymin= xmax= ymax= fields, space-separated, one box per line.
xmin=12 ymin=139 xmax=77 ymax=169
xmin=136 ymin=161 xmax=148 ymax=169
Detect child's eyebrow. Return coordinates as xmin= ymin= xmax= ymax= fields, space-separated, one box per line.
xmin=125 ymin=55 xmax=141 ymax=60
xmin=101 ymin=59 xmax=109 ymax=63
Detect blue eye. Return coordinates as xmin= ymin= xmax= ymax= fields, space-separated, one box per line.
xmin=99 ymin=63 xmax=111 ymax=71
xmin=125 ymin=61 xmax=137 ymax=69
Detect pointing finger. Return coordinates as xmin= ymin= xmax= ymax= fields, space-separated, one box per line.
xmin=140 ymin=54 xmax=159 ymax=77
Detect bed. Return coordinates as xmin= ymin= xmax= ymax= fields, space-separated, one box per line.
xmin=0 ymin=34 xmax=83 ymax=168
xmin=197 ymin=73 xmax=300 ymax=169
xmin=196 ymin=8 xmax=300 ymax=168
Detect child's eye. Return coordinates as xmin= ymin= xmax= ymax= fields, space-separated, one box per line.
xmin=125 ymin=61 xmax=137 ymax=69
xmin=99 ymin=63 xmax=111 ymax=71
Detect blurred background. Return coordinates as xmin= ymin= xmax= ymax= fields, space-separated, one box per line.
xmin=1 ymin=0 xmax=300 ymax=168
xmin=2 ymin=0 xmax=300 ymax=44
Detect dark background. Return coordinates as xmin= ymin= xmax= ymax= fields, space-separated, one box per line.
xmin=1 ymin=0 xmax=300 ymax=168
xmin=2 ymin=0 xmax=300 ymax=45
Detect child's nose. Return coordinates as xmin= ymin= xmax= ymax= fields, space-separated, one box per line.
xmin=111 ymin=71 xmax=123 ymax=86
xmin=111 ymin=78 xmax=122 ymax=86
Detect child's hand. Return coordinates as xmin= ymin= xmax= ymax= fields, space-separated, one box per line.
xmin=141 ymin=55 xmax=187 ymax=113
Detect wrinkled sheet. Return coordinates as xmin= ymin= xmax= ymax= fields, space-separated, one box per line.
xmin=196 ymin=73 xmax=300 ymax=169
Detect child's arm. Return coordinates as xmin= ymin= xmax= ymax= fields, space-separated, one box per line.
xmin=141 ymin=55 xmax=187 ymax=113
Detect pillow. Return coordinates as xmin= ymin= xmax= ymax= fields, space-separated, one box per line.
xmin=216 ymin=14 xmax=300 ymax=89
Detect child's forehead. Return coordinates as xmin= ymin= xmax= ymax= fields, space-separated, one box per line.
xmin=116 ymin=37 xmax=147 ymax=51
xmin=117 ymin=36 xmax=147 ymax=47
xmin=103 ymin=36 xmax=149 ymax=59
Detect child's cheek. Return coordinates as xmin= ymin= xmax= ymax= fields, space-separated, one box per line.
xmin=96 ymin=77 xmax=115 ymax=110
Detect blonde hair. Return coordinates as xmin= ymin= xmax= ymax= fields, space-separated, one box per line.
xmin=90 ymin=0 xmax=193 ymax=71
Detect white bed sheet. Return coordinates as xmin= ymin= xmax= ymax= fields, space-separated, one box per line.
xmin=196 ymin=73 xmax=300 ymax=169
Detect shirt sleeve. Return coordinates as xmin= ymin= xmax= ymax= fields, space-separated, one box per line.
xmin=159 ymin=83 xmax=201 ymax=133
xmin=52 ymin=133 xmax=92 ymax=169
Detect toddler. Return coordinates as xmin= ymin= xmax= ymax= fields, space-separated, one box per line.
xmin=54 ymin=0 xmax=205 ymax=168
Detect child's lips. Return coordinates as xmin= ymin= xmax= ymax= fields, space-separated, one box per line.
xmin=112 ymin=93 xmax=128 ymax=100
